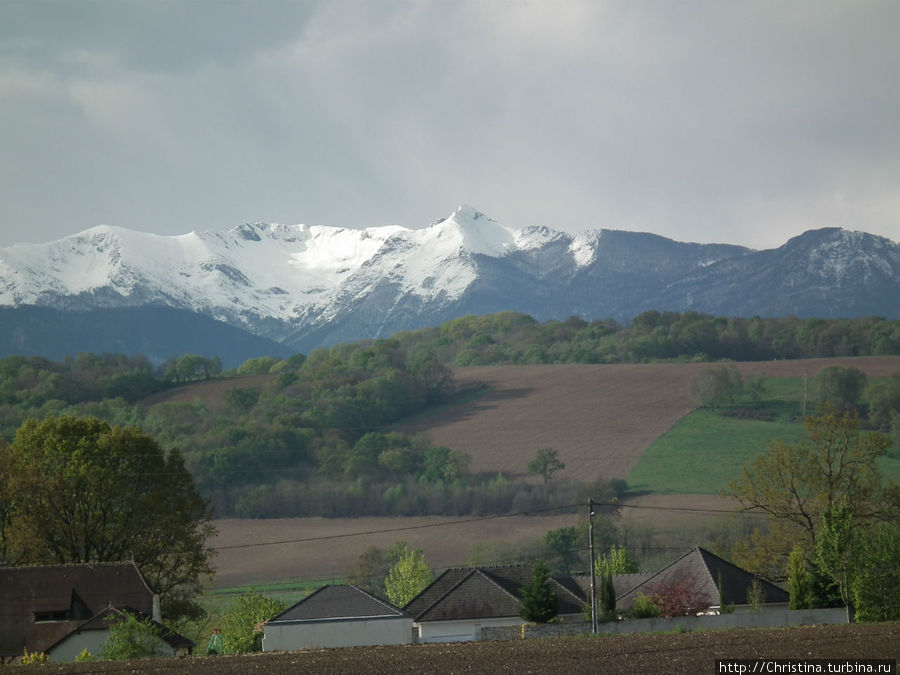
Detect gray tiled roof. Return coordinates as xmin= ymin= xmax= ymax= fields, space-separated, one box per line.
xmin=405 ymin=565 xmax=586 ymax=622
xmin=270 ymin=585 xmax=407 ymax=623
xmin=616 ymin=547 xmax=788 ymax=609
xmin=571 ymin=572 xmax=655 ymax=599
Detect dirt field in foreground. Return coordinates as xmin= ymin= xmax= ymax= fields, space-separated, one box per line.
xmin=40 ymin=623 xmax=899 ymax=674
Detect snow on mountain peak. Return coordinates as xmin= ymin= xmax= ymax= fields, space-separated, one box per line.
xmin=436 ymin=205 xmax=518 ymax=257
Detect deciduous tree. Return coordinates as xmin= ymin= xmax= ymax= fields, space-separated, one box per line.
xmin=219 ymin=592 xmax=287 ymax=653
xmin=729 ymin=408 xmax=899 ymax=563
xmin=384 ymin=543 xmax=433 ymax=607
xmin=527 ymin=448 xmax=565 ymax=484
xmin=690 ymin=363 xmax=743 ymax=408
xmin=2 ymin=417 xmax=215 ymax=606
xmin=594 ymin=544 xmax=639 ymax=577
xmin=817 ymin=366 xmax=867 ymax=411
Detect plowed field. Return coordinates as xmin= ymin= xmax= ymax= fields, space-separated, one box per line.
xmin=209 ymin=357 xmax=900 ymax=587
xmin=39 ymin=623 xmax=899 ymax=674
xmin=400 ymin=357 xmax=900 ymax=480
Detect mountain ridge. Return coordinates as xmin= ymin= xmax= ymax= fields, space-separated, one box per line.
xmin=1 ymin=206 xmax=898 ymax=356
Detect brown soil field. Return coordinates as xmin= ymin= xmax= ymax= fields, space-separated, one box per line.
xmin=210 ymin=513 xmax=580 ymax=588
xmin=139 ymin=373 xmax=275 ymax=410
xmin=210 ymin=494 xmax=740 ymax=588
xmin=205 ymin=356 xmax=900 ymax=588
xmin=39 ymin=623 xmax=900 ymax=674
xmin=400 ymin=357 xmax=900 ymax=481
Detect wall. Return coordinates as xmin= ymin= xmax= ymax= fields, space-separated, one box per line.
xmin=481 ymin=608 xmax=849 ymax=641
xmin=263 ymin=616 xmax=413 ymax=651
xmin=49 ymin=630 xmax=178 ymax=662
xmin=416 ymin=613 xmax=584 ymax=644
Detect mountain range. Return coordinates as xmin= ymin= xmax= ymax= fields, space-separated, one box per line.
xmin=1 ymin=205 xmax=898 ymax=364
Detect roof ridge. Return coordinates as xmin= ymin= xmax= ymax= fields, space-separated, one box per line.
xmin=1 ymin=561 xmax=140 ymax=571
xmin=408 ymin=568 xmax=478 ymax=620
xmin=345 ymin=583 xmax=407 ymax=615
xmin=695 ymin=548 xmax=786 ymax=592
xmin=473 ymin=568 xmax=523 ymax=604
xmin=613 ymin=547 xmax=698 ymax=600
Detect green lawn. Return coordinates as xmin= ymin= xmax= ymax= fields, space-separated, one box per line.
xmin=626 ymin=409 xmax=807 ymax=494
xmin=627 ymin=374 xmax=900 ymax=494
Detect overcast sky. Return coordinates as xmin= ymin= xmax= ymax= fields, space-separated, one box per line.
xmin=1 ymin=1 xmax=899 ymax=250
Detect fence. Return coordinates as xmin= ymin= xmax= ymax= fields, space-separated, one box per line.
xmin=480 ymin=608 xmax=848 ymax=641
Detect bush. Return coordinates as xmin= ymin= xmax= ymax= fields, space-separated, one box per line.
xmin=99 ymin=612 xmax=163 ymax=660
xmin=649 ymin=574 xmax=711 ymax=618
xmin=220 ymin=592 xmax=288 ymax=653
xmin=629 ymin=593 xmax=660 ymax=619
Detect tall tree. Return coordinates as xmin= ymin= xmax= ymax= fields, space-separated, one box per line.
xmin=729 ymin=408 xmax=899 ymax=566
xmin=518 ymin=560 xmax=558 ymax=624
xmin=850 ymin=522 xmax=900 ymax=622
xmin=527 ymin=448 xmax=565 ymax=484
xmin=786 ymin=546 xmax=814 ymax=610
xmin=2 ymin=416 xmax=215 ymax=604
xmin=690 ymin=363 xmax=743 ymax=408
xmin=594 ymin=544 xmax=639 ymax=577
xmin=817 ymin=366 xmax=867 ymax=411
xmin=384 ymin=543 xmax=433 ymax=607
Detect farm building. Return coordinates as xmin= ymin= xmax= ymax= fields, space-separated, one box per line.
xmin=404 ymin=565 xmax=585 ymax=643
xmin=46 ymin=606 xmax=193 ymax=661
xmin=0 ymin=561 xmax=192 ymax=663
xmin=263 ymin=584 xmax=413 ymax=651
xmin=264 ymin=551 xmax=794 ymax=650
xmin=611 ymin=547 xmax=789 ymax=613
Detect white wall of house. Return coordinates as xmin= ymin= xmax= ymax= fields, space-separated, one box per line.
xmin=48 ymin=630 xmax=181 ymax=662
xmin=263 ymin=615 xmax=413 ymax=651
xmin=48 ymin=630 xmax=110 ymax=662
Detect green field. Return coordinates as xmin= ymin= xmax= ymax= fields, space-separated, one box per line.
xmin=627 ymin=376 xmax=900 ymax=494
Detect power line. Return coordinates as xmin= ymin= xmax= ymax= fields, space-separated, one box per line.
xmin=211 ymin=503 xmax=581 ymax=551
xmin=210 ymin=501 xmax=766 ymax=552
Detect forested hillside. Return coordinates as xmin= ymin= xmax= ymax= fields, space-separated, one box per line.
xmin=386 ymin=311 xmax=900 ymax=365
xmin=2 ymin=311 xmax=899 ymax=519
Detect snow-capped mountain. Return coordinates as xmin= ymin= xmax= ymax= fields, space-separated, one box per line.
xmin=1 ymin=205 xmax=898 ymax=357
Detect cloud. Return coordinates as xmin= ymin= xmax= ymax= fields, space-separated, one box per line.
xmin=1 ymin=0 xmax=898 ymax=249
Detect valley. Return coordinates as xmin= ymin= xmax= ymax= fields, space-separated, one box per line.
xmin=207 ymin=355 xmax=900 ymax=589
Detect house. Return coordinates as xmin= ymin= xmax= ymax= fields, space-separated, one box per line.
xmin=46 ymin=606 xmax=194 ymax=661
xmin=613 ymin=547 xmax=789 ymax=612
xmin=403 ymin=565 xmax=586 ymax=643
xmin=263 ymin=584 xmax=412 ymax=651
xmin=0 ymin=562 xmax=193 ymax=663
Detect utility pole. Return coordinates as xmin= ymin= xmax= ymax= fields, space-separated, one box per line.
xmin=588 ymin=498 xmax=598 ymax=634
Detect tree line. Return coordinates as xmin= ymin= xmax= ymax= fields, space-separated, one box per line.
xmin=385 ymin=311 xmax=900 ymax=365
xmin=1 ymin=310 xmax=898 ymax=519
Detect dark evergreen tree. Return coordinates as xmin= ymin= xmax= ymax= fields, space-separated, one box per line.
xmin=518 ymin=560 xmax=558 ymax=623
xmin=598 ymin=572 xmax=616 ymax=618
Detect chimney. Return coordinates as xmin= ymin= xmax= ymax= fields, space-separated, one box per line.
xmin=152 ymin=594 xmax=162 ymax=623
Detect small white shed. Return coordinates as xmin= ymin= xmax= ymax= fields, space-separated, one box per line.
xmin=262 ymin=585 xmax=412 ymax=651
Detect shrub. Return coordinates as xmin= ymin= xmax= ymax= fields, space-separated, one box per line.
xmin=99 ymin=612 xmax=164 ymax=660
xmin=649 ymin=574 xmax=711 ymax=618
xmin=22 ymin=649 xmax=48 ymax=664
xmin=630 ymin=593 xmax=660 ymax=619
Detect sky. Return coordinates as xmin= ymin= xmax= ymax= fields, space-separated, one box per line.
xmin=1 ymin=0 xmax=899 ymax=250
